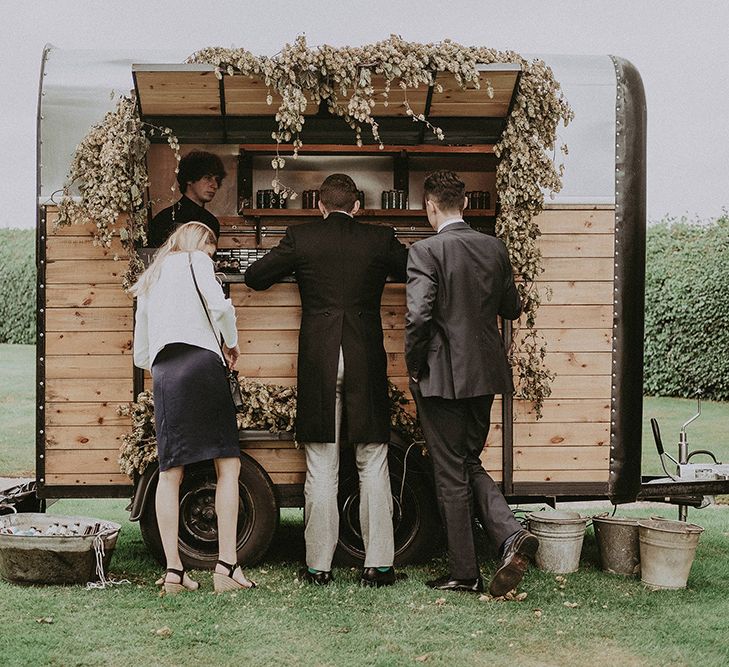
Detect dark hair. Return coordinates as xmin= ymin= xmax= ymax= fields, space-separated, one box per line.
xmin=319 ymin=173 xmax=358 ymax=211
xmin=423 ymin=170 xmax=466 ymax=212
xmin=177 ymin=151 xmax=227 ymax=192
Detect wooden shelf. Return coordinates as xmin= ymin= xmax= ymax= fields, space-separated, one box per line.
xmin=239 ymin=143 xmax=496 ymax=156
xmin=237 ymin=208 xmax=496 ymax=218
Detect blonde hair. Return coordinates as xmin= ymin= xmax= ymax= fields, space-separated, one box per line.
xmin=129 ymin=221 xmax=216 ymax=296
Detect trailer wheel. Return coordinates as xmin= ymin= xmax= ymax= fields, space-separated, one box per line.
xmin=335 ymin=435 xmax=442 ymax=566
xmin=139 ymin=455 xmax=279 ymax=570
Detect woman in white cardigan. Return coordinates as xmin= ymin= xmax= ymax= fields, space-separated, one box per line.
xmin=131 ymin=222 xmax=255 ymax=594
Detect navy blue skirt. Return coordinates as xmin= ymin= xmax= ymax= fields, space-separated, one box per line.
xmin=152 ymin=343 xmax=240 ymax=471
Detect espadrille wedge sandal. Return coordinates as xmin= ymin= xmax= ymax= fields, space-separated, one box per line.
xmin=213 ymin=560 xmax=257 ymax=592
xmin=159 ymin=567 xmax=199 ymax=595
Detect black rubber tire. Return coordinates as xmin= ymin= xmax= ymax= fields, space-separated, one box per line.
xmin=334 ymin=435 xmax=443 ymax=566
xmin=139 ymin=454 xmax=279 ymax=570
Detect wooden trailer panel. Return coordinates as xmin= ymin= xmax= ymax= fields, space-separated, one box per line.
xmin=40 ymin=206 xmax=614 ymax=494
xmin=510 ymin=207 xmax=614 ymax=489
xmin=41 ymin=207 xmax=134 ymax=491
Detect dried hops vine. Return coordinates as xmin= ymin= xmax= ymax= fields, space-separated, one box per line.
xmin=118 ymin=382 xmax=422 ymax=477
xmin=64 ymin=37 xmax=571 ymax=416
xmin=189 ymin=36 xmax=573 ymax=413
xmin=56 ymin=95 xmax=180 ymax=289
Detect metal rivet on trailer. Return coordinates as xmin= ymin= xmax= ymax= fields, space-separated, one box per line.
xmin=39 ymin=430 xmax=44 ymax=435
xmin=40 ymin=478 xmax=44 ymax=482
xmin=39 ymin=381 xmax=44 ymax=386
xmin=40 ymin=357 xmax=44 ymax=362
xmin=39 ymin=332 xmax=44 ymax=338
xmin=39 ymin=454 xmax=44 ymax=459
xmin=39 ymin=405 xmax=43 ymax=410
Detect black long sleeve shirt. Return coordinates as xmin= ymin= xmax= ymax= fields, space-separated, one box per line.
xmin=146 ymin=195 xmax=221 ymax=247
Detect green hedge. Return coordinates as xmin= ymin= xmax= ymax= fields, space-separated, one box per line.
xmin=0 ymin=228 xmax=35 ymax=344
xmin=644 ymin=214 xmax=729 ymax=400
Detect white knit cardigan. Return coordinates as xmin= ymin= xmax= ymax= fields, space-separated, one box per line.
xmin=133 ymin=251 xmax=238 ymax=370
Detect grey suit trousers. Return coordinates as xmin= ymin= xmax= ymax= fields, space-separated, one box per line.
xmin=302 ymin=349 xmax=394 ymax=571
xmin=411 ymin=383 xmax=521 ymax=579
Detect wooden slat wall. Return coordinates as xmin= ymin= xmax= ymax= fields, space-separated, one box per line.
xmin=43 ymin=209 xmax=134 ymax=488
xmin=510 ymin=208 xmax=614 ymax=484
xmin=42 ymin=206 xmax=613 ymax=490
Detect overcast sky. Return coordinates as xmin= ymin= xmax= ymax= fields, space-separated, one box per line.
xmin=1 ymin=0 xmax=727 ymax=229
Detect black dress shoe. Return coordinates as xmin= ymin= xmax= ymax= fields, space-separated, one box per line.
xmin=489 ymin=529 xmax=539 ymax=597
xmin=360 ymin=567 xmax=406 ymax=588
xmin=298 ymin=567 xmax=333 ymax=586
xmin=425 ymin=574 xmax=484 ymax=593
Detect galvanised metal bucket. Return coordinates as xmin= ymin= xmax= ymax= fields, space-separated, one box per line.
xmin=592 ymin=515 xmax=641 ymax=576
xmin=527 ymin=511 xmax=587 ymax=574
xmin=638 ymin=519 xmax=704 ymax=590
xmin=0 ymin=513 xmax=121 ymax=585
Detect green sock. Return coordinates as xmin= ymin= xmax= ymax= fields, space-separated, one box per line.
xmin=308 ymin=567 xmax=322 ymax=574
xmin=376 ymin=566 xmax=392 ymax=572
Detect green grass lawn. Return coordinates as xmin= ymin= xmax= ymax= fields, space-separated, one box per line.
xmin=2 ymin=343 xmax=729 ymax=665
xmin=0 ymin=343 xmax=34 ymax=475
xmin=0 ymin=500 xmax=727 ymax=667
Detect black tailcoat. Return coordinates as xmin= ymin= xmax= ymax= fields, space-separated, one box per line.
xmin=244 ymin=212 xmax=408 ymax=443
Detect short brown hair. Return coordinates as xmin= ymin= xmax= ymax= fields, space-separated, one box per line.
xmin=320 ymin=173 xmax=358 ymax=211
xmin=423 ymin=170 xmax=466 ymax=212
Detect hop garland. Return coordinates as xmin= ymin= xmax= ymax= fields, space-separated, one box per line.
xmin=64 ymin=37 xmax=572 ymax=416
xmin=56 ymin=96 xmax=180 ymax=289
xmin=118 ymin=381 xmax=422 ymax=477
xmin=190 ymin=36 xmax=572 ymax=414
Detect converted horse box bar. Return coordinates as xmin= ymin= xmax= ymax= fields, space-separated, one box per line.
xmin=39 ymin=45 xmax=706 ymax=568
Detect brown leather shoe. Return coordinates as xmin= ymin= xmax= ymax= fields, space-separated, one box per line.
xmin=425 ymin=574 xmax=484 ymax=593
xmin=489 ymin=529 xmax=539 ymax=597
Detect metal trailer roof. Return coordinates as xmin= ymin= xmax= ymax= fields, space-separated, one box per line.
xmin=38 ymin=46 xmax=619 ymax=206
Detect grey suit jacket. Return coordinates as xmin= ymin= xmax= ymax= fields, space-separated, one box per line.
xmin=405 ymin=221 xmax=522 ymax=399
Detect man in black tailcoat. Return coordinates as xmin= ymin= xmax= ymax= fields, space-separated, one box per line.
xmin=245 ymin=174 xmax=408 ymax=587
xmin=405 ymin=169 xmax=539 ymax=596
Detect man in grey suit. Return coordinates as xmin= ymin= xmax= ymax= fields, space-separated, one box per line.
xmin=405 ymin=170 xmax=538 ymax=596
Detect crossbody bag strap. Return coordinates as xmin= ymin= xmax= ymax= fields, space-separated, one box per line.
xmin=188 ymin=253 xmax=230 ymax=371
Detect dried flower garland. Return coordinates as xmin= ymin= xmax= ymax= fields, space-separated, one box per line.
xmin=118 ymin=382 xmax=422 ymax=477
xmin=56 ymin=96 xmax=180 ymax=289
xmin=190 ymin=36 xmax=572 ymax=412
xmin=62 ymin=36 xmax=572 ymax=414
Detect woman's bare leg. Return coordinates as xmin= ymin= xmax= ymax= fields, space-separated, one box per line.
xmin=156 ymin=466 xmax=197 ymax=588
xmin=214 ymin=456 xmax=254 ymax=587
